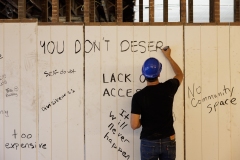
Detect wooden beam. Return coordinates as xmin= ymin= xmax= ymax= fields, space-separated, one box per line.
xmin=90 ymin=0 xmax=95 ymax=22
xmin=18 ymin=0 xmax=26 ymax=18
xmin=180 ymin=0 xmax=186 ymax=23
xmin=66 ymin=0 xmax=71 ymax=22
xmin=139 ymin=0 xmax=143 ymax=22
xmin=116 ymin=0 xmax=122 ymax=22
xmin=84 ymin=0 xmax=90 ymax=23
xmin=234 ymin=0 xmax=240 ymax=22
xmin=149 ymin=0 xmax=154 ymax=22
xmin=41 ymin=0 xmax=48 ymax=22
xmin=163 ymin=0 xmax=168 ymax=22
xmin=188 ymin=0 xmax=193 ymax=23
xmin=210 ymin=0 xmax=220 ymax=22
xmin=52 ymin=0 xmax=59 ymax=22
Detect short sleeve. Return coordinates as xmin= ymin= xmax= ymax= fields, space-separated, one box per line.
xmin=131 ymin=94 xmax=141 ymax=114
xmin=164 ymin=78 xmax=180 ymax=95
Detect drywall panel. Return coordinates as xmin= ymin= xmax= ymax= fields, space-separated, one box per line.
xmin=38 ymin=25 xmax=52 ymax=160
xmin=201 ymin=26 xmax=218 ymax=160
xmin=20 ymin=22 xmax=38 ymax=160
xmin=85 ymin=26 xmax=101 ymax=160
xmin=3 ymin=23 xmax=21 ymax=160
xmin=166 ymin=26 xmax=184 ymax=160
xmin=185 ymin=26 xmax=202 ymax=160
xmin=218 ymin=26 xmax=231 ymax=160
xmin=132 ymin=26 xmax=150 ymax=160
xmin=0 ymin=23 xmax=4 ymax=160
xmin=185 ymin=25 xmax=240 ymax=160
xmin=117 ymin=26 xmax=134 ymax=160
xmin=230 ymin=26 xmax=240 ymax=160
xmin=67 ymin=25 xmax=84 ymax=160
xmin=38 ymin=25 xmax=84 ymax=160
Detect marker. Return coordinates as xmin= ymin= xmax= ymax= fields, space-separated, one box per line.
xmin=163 ymin=46 xmax=169 ymax=51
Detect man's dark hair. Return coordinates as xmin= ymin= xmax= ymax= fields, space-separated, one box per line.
xmin=145 ymin=77 xmax=158 ymax=82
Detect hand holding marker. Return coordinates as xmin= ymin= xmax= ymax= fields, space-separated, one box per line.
xmin=163 ymin=46 xmax=169 ymax=51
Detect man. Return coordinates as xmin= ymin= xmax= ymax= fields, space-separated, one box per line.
xmin=130 ymin=47 xmax=183 ymax=160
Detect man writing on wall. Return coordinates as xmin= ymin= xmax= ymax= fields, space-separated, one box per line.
xmin=130 ymin=47 xmax=183 ymax=160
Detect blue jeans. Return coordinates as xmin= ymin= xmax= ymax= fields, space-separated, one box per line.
xmin=140 ymin=137 xmax=176 ymax=160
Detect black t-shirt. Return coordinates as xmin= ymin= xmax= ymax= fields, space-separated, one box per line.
xmin=131 ymin=78 xmax=180 ymax=140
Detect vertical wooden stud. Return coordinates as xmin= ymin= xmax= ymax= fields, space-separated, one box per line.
xmin=18 ymin=0 xmax=26 ymax=19
xmin=234 ymin=0 xmax=240 ymax=22
xmin=90 ymin=0 xmax=95 ymax=22
xmin=116 ymin=0 xmax=123 ymax=22
xmin=66 ymin=0 xmax=71 ymax=22
xmin=52 ymin=0 xmax=59 ymax=22
xmin=41 ymin=0 xmax=48 ymax=22
xmin=139 ymin=0 xmax=143 ymax=22
xmin=210 ymin=0 xmax=220 ymax=23
xmin=188 ymin=0 xmax=193 ymax=23
xmin=84 ymin=0 xmax=90 ymax=23
xmin=149 ymin=0 xmax=154 ymax=22
xmin=180 ymin=0 xmax=186 ymax=23
xmin=163 ymin=0 xmax=168 ymax=22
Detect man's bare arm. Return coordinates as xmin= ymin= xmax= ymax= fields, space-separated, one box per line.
xmin=130 ymin=114 xmax=141 ymax=130
xmin=162 ymin=47 xmax=183 ymax=84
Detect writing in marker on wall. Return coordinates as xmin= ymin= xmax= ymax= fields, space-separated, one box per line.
xmin=5 ymin=129 xmax=47 ymax=150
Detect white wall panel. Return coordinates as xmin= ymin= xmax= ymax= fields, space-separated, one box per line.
xmin=166 ymin=26 xmax=184 ymax=160
xmin=38 ymin=25 xmax=84 ymax=160
xmin=100 ymin=26 xmax=118 ymax=160
xmin=0 ymin=23 xmax=4 ymax=160
xmin=4 ymin=23 xmax=21 ymax=160
xmin=185 ymin=25 xmax=240 ymax=160
xmin=67 ymin=26 xmax=84 ymax=160
xmin=117 ymin=26 xmax=134 ymax=160
xmin=20 ymin=22 xmax=38 ymax=160
xmin=38 ymin=25 xmax=52 ymax=160
xmin=230 ymin=26 xmax=240 ymax=160
xmin=185 ymin=26 xmax=202 ymax=160
xmin=218 ymin=26 xmax=231 ymax=160
xmin=201 ymin=26 xmax=218 ymax=160
xmin=50 ymin=26 xmax=68 ymax=160
xmin=85 ymin=26 xmax=101 ymax=160
xmin=133 ymin=26 xmax=150 ymax=160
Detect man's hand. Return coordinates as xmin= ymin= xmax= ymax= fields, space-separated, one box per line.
xmin=161 ymin=47 xmax=171 ymax=59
